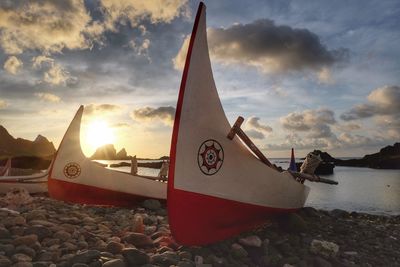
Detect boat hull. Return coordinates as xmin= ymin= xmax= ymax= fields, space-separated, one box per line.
xmin=0 ymin=177 xmax=47 ymax=194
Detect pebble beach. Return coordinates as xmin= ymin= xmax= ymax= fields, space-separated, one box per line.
xmin=0 ymin=192 xmax=399 ymax=267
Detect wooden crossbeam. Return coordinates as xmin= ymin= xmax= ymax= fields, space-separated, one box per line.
xmin=227 ymin=116 xmax=274 ymax=168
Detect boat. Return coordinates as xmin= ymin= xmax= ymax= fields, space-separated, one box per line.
xmin=47 ymin=106 xmax=167 ymax=206
xmin=167 ymin=2 xmax=310 ymax=245
xmin=0 ymin=158 xmax=48 ymax=194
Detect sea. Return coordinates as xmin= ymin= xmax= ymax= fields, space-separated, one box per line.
xmin=96 ymin=159 xmax=400 ymax=216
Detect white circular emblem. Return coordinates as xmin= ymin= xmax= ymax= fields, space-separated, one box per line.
xmin=63 ymin=162 xmax=81 ymax=179
xmin=197 ymin=139 xmax=224 ymax=175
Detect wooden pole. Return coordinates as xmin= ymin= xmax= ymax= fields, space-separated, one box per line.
xmin=227 ymin=116 xmax=274 ymax=168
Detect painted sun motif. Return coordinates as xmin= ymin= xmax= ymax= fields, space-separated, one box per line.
xmin=63 ymin=162 xmax=81 ymax=179
xmin=197 ymin=139 xmax=224 ymax=175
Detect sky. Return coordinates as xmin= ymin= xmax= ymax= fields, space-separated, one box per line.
xmin=0 ymin=0 xmax=399 ymax=158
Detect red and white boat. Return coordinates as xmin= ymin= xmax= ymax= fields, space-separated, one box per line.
xmin=48 ymin=106 xmax=167 ymax=206
xmin=167 ymin=2 xmax=310 ymax=245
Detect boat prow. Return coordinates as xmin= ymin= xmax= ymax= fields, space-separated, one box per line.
xmin=48 ymin=106 xmax=167 ymax=206
xmin=168 ymin=2 xmax=309 ymax=245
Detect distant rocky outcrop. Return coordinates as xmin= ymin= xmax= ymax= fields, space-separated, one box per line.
xmin=90 ymin=144 xmax=131 ymax=160
xmin=0 ymin=125 xmax=56 ymax=158
xmin=335 ymin=143 xmax=400 ymax=169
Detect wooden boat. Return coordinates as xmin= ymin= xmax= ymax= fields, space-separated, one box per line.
xmin=167 ymin=2 xmax=310 ymax=245
xmin=48 ymin=106 xmax=167 ymax=206
xmin=0 ymin=158 xmax=48 ymax=194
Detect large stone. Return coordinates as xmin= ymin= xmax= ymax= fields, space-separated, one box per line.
xmin=0 ymin=227 xmax=11 ymax=239
xmin=238 ymin=235 xmax=262 ymax=247
xmin=141 ymin=199 xmax=161 ymax=211
xmin=151 ymin=251 xmax=180 ymax=266
xmin=278 ymin=213 xmax=307 ymax=233
xmin=2 ymin=216 xmax=26 ymax=227
xmin=24 ymin=226 xmax=52 ymax=241
xmin=122 ymin=233 xmax=153 ymax=247
xmin=15 ymin=245 xmax=36 ymax=258
xmin=310 ymin=240 xmax=339 ymax=258
xmin=54 ymin=231 xmax=72 ymax=242
xmin=106 ymin=241 xmax=124 ymax=254
xmin=13 ymin=235 xmax=38 ymax=247
xmin=121 ymin=248 xmax=149 ymax=266
xmin=231 ymin=243 xmax=248 ymax=259
xmin=0 ymin=256 xmax=12 ymax=267
xmin=11 ymin=253 xmax=32 ymax=262
xmin=71 ymin=250 xmax=101 ymax=264
xmin=102 ymin=259 xmax=126 ymax=267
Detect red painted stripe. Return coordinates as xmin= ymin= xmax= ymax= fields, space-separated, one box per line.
xmin=170 ymin=189 xmax=297 ymax=245
xmin=48 ymin=178 xmax=165 ymax=207
xmin=168 ymin=1 xmax=204 ymax=239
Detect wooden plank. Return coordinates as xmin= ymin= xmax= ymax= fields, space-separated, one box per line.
xmin=227 ymin=116 xmax=274 ymax=168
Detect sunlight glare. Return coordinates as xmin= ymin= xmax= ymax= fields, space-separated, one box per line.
xmin=86 ymin=120 xmax=115 ymax=150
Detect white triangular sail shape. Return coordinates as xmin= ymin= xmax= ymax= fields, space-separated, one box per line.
xmin=48 ymin=106 xmax=166 ymax=206
xmin=168 ymin=2 xmax=309 ymax=245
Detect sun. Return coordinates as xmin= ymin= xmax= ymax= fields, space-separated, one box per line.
xmin=85 ymin=120 xmax=115 ymax=150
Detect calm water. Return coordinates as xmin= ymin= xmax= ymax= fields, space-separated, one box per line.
xmin=95 ymin=159 xmax=400 ymax=215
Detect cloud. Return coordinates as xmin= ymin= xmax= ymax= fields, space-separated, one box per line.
xmin=174 ymin=19 xmax=349 ymax=74
xmin=84 ymin=104 xmax=122 ymax=115
xmin=0 ymin=0 xmax=100 ymax=55
xmin=32 ymin=55 xmax=54 ymax=69
xmin=341 ymin=85 xmax=400 ymax=121
xmin=131 ymin=106 xmax=175 ymax=125
xmin=335 ymin=122 xmax=361 ymax=132
xmin=34 ymin=92 xmax=61 ymax=103
xmin=246 ymin=129 xmax=265 ymax=140
xmin=112 ymin=122 xmax=130 ymax=128
xmin=3 ymin=56 xmax=23 ymax=74
xmin=244 ymin=116 xmax=272 ymax=140
xmin=100 ymin=0 xmax=189 ymax=31
xmin=0 ymin=99 xmax=7 ymax=109
xmin=43 ymin=64 xmax=75 ymax=85
xmin=280 ymin=108 xmax=336 ymax=132
xmin=265 ymin=133 xmax=329 ymax=151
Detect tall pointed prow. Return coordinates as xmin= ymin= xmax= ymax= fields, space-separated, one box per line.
xmin=48 ymin=106 xmax=167 ymax=206
xmin=168 ymin=2 xmax=309 ymax=246
xmin=289 ymin=148 xmax=297 ymax=172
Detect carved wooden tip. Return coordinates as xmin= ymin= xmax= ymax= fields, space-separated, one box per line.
xmin=227 ymin=116 xmax=245 ymax=140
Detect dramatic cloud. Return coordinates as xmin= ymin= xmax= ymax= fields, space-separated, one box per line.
xmin=244 ymin=116 xmax=273 ymax=139
xmin=32 ymin=55 xmax=54 ymax=69
xmin=174 ymin=19 xmax=348 ymax=75
xmin=0 ymin=0 xmax=100 ymax=55
xmin=280 ymin=108 xmax=336 ymax=132
xmin=100 ymin=0 xmax=189 ymax=31
xmin=3 ymin=56 xmax=23 ymax=74
xmin=34 ymin=92 xmax=61 ymax=103
xmin=131 ymin=106 xmax=175 ymax=125
xmin=44 ymin=64 xmax=74 ymax=85
xmin=265 ymin=133 xmax=329 ymax=151
xmin=335 ymin=122 xmax=361 ymax=132
xmin=341 ymin=85 xmax=400 ymax=121
xmin=0 ymin=99 xmax=7 ymax=108
xmin=84 ymin=104 xmax=122 ymax=115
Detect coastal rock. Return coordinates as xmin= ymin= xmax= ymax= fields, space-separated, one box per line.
xmin=0 ymin=256 xmax=12 ymax=267
xmin=13 ymin=235 xmax=38 ymax=247
xmin=24 ymin=226 xmax=52 ymax=240
xmin=238 ymin=235 xmax=262 ymax=247
xmin=11 ymin=253 xmax=32 ymax=262
xmin=122 ymin=232 xmax=153 ymax=247
xmin=278 ymin=213 xmax=307 ymax=232
xmin=151 ymin=251 xmax=179 ymax=266
xmin=231 ymin=243 xmax=248 ymax=259
xmin=0 ymin=227 xmax=11 ymax=239
xmin=71 ymin=250 xmax=101 ymax=264
xmin=102 ymin=259 xmax=126 ymax=267
xmin=105 ymin=241 xmax=124 ymax=254
xmin=310 ymin=240 xmax=339 ymax=258
xmin=121 ymin=248 xmax=149 ymax=266
xmin=141 ymin=199 xmax=161 ymax=211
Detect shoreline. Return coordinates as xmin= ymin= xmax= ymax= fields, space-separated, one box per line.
xmin=0 ymin=194 xmax=399 ymax=267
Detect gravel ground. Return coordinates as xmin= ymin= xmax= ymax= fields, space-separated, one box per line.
xmin=0 ymin=192 xmax=399 ymax=267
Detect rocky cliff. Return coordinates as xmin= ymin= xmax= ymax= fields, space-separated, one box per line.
xmin=0 ymin=125 xmax=55 ymax=158
xmin=90 ymin=144 xmax=130 ymax=160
